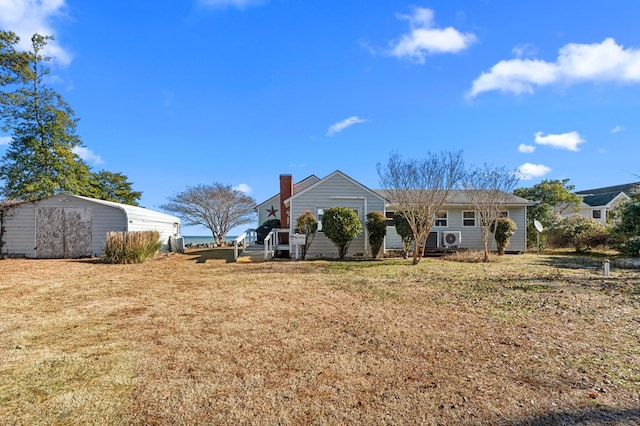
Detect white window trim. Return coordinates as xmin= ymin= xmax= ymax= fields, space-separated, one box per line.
xmin=462 ymin=210 xmax=476 ymax=227
xmin=317 ymin=207 xmax=360 ymax=232
xmin=434 ymin=211 xmax=448 ymax=227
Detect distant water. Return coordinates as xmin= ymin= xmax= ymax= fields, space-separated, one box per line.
xmin=183 ymin=235 xmax=237 ymax=245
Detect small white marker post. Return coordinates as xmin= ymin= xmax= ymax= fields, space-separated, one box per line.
xmin=603 ymin=259 xmax=610 ymax=277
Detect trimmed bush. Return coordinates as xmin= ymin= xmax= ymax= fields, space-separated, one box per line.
xmin=366 ymin=211 xmax=387 ymax=259
xmin=295 ymin=210 xmax=318 ymax=260
xmin=490 ymin=217 xmax=517 ymax=255
xmin=103 ymin=231 xmax=162 ymax=264
xmin=321 ymin=207 xmax=363 ymax=259
xmin=393 ymin=213 xmax=414 ymax=259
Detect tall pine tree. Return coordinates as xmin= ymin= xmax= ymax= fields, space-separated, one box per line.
xmin=0 ymin=32 xmax=141 ymax=205
xmin=0 ymin=33 xmax=92 ymax=200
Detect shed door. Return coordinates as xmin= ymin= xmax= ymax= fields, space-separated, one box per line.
xmin=37 ymin=207 xmax=92 ymax=258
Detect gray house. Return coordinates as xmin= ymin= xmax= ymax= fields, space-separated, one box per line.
xmin=382 ymin=190 xmax=530 ymax=253
xmin=2 ymin=193 xmax=181 ymax=258
xmin=255 ymin=171 xmax=531 ymax=259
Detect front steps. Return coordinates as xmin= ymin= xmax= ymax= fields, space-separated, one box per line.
xmin=236 ymin=244 xmax=271 ymax=263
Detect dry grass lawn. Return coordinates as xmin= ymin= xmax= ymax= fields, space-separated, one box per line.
xmin=1 ymin=250 xmax=639 ymax=425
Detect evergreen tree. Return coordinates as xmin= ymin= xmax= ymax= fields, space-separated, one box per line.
xmin=89 ymin=170 xmax=142 ymax=205
xmin=0 ymin=33 xmax=91 ymax=200
xmin=0 ymin=31 xmax=141 ymax=205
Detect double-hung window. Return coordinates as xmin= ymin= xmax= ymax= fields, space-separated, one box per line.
xmin=462 ymin=211 xmax=476 ymax=227
xmin=434 ymin=211 xmax=448 ymax=227
xmin=317 ymin=208 xmax=360 ymax=232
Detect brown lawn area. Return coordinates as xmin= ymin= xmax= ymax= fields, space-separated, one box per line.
xmin=1 ymin=250 xmax=639 ymax=425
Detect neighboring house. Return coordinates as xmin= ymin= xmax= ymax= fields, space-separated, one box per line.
xmin=255 ymin=171 xmax=531 ymax=259
xmin=574 ymin=182 xmax=640 ymax=224
xmin=2 ymin=193 xmax=181 ymax=258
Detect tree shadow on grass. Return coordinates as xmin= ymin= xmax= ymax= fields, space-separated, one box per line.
xmin=505 ymin=406 xmax=640 ymax=425
xmin=186 ymin=248 xmax=235 ymax=263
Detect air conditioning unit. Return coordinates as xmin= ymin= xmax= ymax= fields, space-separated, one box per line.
xmin=441 ymin=231 xmax=461 ymax=247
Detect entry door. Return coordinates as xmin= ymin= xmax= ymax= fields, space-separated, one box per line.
xmin=37 ymin=207 xmax=92 ymax=258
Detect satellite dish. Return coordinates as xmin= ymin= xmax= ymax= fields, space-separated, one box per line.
xmin=534 ymin=220 xmax=544 ymax=232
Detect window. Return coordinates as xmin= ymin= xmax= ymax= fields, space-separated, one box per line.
xmin=317 ymin=208 xmax=325 ymax=232
xmin=592 ymin=210 xmax=602 ymax=219
xmin=434 ymin=211 xmax=448 ymax=227
xmin=385 ymin=211 xmax=395 ymax=226
xmin=317 ymin=208 xmax=359 ymax=232
xmin=463 ymin=211 xmax=476 ymax=227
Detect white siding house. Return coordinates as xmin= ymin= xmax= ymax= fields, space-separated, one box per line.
xmin=574 ymin=182 xmax=640 ymax=225
xmin=2 ymin=194 xmax=181 ymax=258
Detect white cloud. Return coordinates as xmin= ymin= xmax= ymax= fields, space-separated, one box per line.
xmin=511 ymin=43 xmax=537 ymax=58
xmin=72 ymin=146 xmax=103 ymax=165
xmin=534 ymin=131 xmax=585 ymax=151
xmin=199 ymin=0 xmax=265 ymax=8
xmin=469 ymin=38 xmax=640 ymax=97
xmin=234 ymin=183 xmax=252 ymax=194
xmin=389 ymin=7 xmax=476 ymax=63
xmin=612 ymin=125 xmax=625 ymax=133
xmin=327 ymin=116 xmax=367 ymax=137
xmin=517 ymin=163 xmax=551 ymax=180
xmin=518 ymin=144 xmax=536 ymax=153
xmin=0 ymin=136 xmax=11 ymax=146
xmin=0 ymin=0 xmax=72 ymax=66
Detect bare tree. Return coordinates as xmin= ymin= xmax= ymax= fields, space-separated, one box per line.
xmin=162 ymin=183 xmax=256 ymax=246
xmin=462 ymin=165 xmax=520 ymax=262
xmin=378 ymin=151 xmax=465 ymax=265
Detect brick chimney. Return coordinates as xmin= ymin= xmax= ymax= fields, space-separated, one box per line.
xmin=279 ymin=174 xmax=293 ymax=228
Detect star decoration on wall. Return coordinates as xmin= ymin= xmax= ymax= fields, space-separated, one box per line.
xmin=267 ymin=205 xmax=278 ymax=217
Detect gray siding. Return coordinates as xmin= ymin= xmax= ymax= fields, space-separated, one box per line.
xmin=3 ymin=202 xmax=37 ymax=257
xmin=35 ymin=195 xmax=127 ymax=256
xmin=384 ymin=206 xmax=528 ymax=253
xmin=2 ymin=194 xmax=180 ymax=258
xmin=257 ymin=193 xmax=280 ymax=227
xmin=289 ymin=173 xmax=385 ymax=259
xmin=256 ymin=175 xmax=321 ymax=227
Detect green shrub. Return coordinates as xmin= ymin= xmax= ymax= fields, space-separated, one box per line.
xmin=610 ymin=193 xmax=640 ymax=257
xmin=321 ymin=207 xmax=363 ymax=259
xmin=295 ymin=211 xmax=318 ymax=260
xmin=548 ymin=215 xmax=608 ymax=253
xmin=366 ymin=211 xmax=387 ymax=259
xmin=103 ymin=231 xmax=162 ymax=264
xmin=490 ymin=217 xmax=517 ymax=255
xmin=393 ymin=213 xmax=414 ymax=259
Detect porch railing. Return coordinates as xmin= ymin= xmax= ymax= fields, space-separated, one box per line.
xmin=262 ymin=228 xmax=279 ymax=261
xmin=233 ymin=228 xmax=257 ymax=261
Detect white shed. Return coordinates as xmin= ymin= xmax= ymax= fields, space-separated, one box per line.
xmin=2 ymin=194 xmax=181 ymax=258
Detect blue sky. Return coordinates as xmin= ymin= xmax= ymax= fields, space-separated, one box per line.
xmin=1 ymin=0 xmax=639 ymax=236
